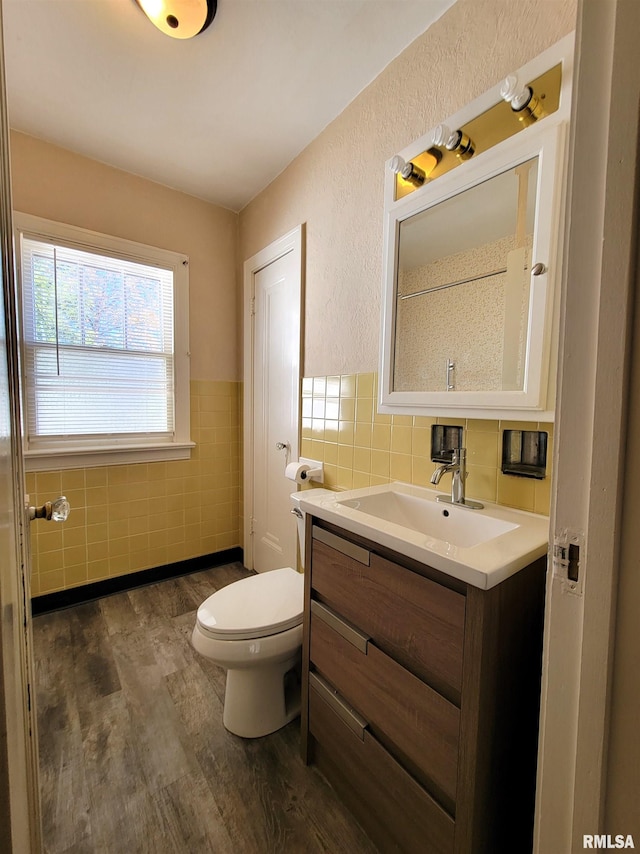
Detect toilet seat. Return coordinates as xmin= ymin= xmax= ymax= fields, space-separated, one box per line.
xmin=196 ymin=567 xmax=304 ymax=641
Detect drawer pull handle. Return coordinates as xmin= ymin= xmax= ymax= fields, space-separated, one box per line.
xmin=309 ymin=672 xmax=367 ymax=740
xmin=312 ymin=526 xmax=370 ymax=566
xmin=311 ymin=600 xmax=369 ymax=654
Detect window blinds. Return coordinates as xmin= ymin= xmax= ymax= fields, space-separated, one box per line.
xmin=21 ymin=237 xmax=175 ymax=446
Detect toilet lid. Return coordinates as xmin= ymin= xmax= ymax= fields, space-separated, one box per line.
xmin=196 ymin=567 xmax=304 ymax=641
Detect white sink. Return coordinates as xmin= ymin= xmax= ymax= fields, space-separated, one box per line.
xmin=299 ymin=482 xmax=549 ymax=589
xmin=337 ymin=490 xmax=518 ymax=548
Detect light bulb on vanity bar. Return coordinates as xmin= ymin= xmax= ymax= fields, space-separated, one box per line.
xmin=432 ymin=124 xmax=475 ymax=161
xmin=390 ymin=155 xmax=426 ymax=188
xmin=500 ymin=74 xmax=545 ymax=125
xmin=390 ymin=147 xmax=440 ymax=188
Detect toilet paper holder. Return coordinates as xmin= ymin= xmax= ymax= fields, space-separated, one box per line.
xmin=300 ymin=458 xmax=324 ymax=482
xmin=285 ymin=457 xmax=325 ymax=484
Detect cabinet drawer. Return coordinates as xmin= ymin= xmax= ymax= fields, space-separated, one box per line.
xmin=310 ymin=609 xmax=460 ymax=807
xmin=311 ymin=532 xmax=466 ymax=702
xmin=309 ymin=677 xmax=455 ymax=854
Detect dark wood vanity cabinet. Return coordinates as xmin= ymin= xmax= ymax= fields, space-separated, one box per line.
xmin=301 ymin=518 xmax=547 ymax=854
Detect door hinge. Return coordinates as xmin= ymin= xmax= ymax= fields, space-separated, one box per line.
xmin=249 ymin=516 xmax=256 ymax=535
xmin=250 ymin=296 xmax=256 ymax=317
xmin=552 ymin=530 xmax=584 ymax=595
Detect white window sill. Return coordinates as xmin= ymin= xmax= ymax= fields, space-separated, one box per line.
xmin=23 ymin=442 xmax=196 ymax=472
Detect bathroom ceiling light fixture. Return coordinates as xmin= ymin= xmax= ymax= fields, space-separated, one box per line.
xmin=136 ymin=0 xmax=217 ymax=39
xmin=500 ymin=74 xmax=545 ymax=125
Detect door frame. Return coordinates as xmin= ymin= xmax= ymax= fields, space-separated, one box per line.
xmin=535 ymin=1 xmax=640 ymax=849
xmin=242 ymin=225 xmax=304 ymax=570
xmin=0 ymin=7 xmax=42 ymax=850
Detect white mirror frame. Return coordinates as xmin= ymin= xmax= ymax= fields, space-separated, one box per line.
xmin=379 ymin=35 xmax=573 ymax=421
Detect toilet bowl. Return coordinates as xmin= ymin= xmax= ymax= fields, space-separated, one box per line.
xmin=191 ymin=488 xmax=332 ymax=738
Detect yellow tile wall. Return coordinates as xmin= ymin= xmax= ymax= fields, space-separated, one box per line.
xmin=301 ymin=373 xmax=553 ymax=514
xmin=29 ymin=373 xmax=551 ymax=596
xmin=27 ymin=380 xmax=241 ymax=597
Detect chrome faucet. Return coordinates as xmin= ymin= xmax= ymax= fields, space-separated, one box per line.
xmin=430 ymin=448 xmax=484 ymax=509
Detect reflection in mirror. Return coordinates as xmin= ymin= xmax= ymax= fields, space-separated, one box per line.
xmin=393 ymin=157 xmax=538 ymax=393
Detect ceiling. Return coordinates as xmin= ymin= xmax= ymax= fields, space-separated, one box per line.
xmin=3 ymin=0 xmax=455 ymax=212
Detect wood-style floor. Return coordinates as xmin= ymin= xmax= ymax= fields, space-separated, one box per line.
xmin=33 ymin=563 xmax=379 ymax=854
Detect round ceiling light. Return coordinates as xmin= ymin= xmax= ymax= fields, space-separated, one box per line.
xmin=136 ymin=0 xmax=217 ymax=39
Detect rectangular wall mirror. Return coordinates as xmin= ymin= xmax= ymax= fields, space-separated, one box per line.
xmin=380 ymin=122 xmax=565 ymax=419
xmin=395 ymin=157 xmax=538 ymax=394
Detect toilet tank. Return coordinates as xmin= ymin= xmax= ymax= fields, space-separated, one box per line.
xmin=290 ymin=488 xmax=333 ymax=569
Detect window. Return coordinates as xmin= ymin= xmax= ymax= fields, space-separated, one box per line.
xmin=15 ymin=214 xmax=192 ymax=469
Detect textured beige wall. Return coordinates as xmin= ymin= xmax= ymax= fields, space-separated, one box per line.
xmin=239 ymin=0 xmax=577 ymax=378
xmin=9 ymin=130 xmax=238 ymax=382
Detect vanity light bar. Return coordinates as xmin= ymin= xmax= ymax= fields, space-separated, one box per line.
xmin=391 ymin=63 xmax=562 ymax=202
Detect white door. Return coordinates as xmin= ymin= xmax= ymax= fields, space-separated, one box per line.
xmin=243 ymin=227 xmax=303 ymax=573
xmin=535 ymin=2 xmax=640 ymax=849
xmin=0 ymin=28 xmax=41 ymax=853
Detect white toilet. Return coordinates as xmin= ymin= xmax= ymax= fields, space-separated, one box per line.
xmin=191 ymin=489 xmax=332 ymax=738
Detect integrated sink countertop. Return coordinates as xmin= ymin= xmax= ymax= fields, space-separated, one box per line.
xmin=299 ymin=481 xmax=550 ymax=589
